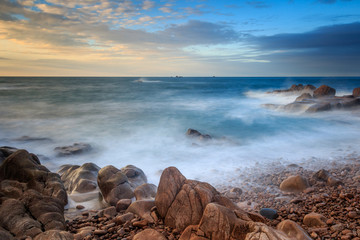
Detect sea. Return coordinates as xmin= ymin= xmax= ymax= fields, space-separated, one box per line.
xmin=1 ymin=77 xmax=360 ymax=187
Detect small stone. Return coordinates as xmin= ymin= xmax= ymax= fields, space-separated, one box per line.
xmin=133 ymin=219 xmax=149 ymax=228
xmin=303 ymin=212 xmax=327 ymax=227
xmin=348 ymin=211 xmax=357 ymax=219
xmin=311 ymin=232 xmax=318 ymax=238
xmin=76 ymin=205 xmax=85 ymax=210
xmin=116 ymin=199 xmax=132 ymax=212
xmin=115 ymin=212 xmax=135 ymax=224
xmin=230 ymin=187 xmax=242 ymax=195
xmin=94 ymin=229 xmax=107 ymax=235
xmin=331 ymin=223 xmax=345 ymax=232
xmin=103 ymin=206 xmax=117 ymax=218
xmin=259 ymin=208 xmax=278 ymax=220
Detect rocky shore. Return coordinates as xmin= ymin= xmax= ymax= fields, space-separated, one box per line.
xmin=1 ymin=145 xmax=359 ymax=240
xmin=265 ymin=84 xmax=360 ymax=113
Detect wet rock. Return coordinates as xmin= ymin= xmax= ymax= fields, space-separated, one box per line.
xmin=116 ymin=198 xmax=132 ymax=212
xmin=313 ymin=85 xmax=336 ymax=98
xmin=295 ymin=93 xmax=312 ymax=102
xmin=260 ymin=208 xmax=278 ymax=220
xmin=13 ymin=136 xmax=52 ymax=142
xmin=97 ymin=165 xmax=134 ymax=206
xmin=133 ymin=229 xmax=167 ymax=240
xmin=186 ymin=128 xmax=212 ymax=141
xmin=54 ymin=143 xmax=92 ymax=157
xmin=353 ymin=87 xmax=360 ymax=97
xmin=279 ymin=175 xmax=309 ymax=193
xmin=306 ymin=102 xmax=332 ymax=112
xmin=303 ymin=212 xmax=327 ymax=227
xmin=277 ymin=220 xmax=312 ymax=240
xmin=134 ymin=183 xmax=157 ymax=200
xmin=58 ymin=163 xmax=100 ymax=194
xmin=121 ymin=165 xmax=147 ymax=188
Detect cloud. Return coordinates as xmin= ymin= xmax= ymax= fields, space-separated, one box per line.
xmin=250 ymin=22 xmax=360 ymax=75
xmin=142 ymin=0 xmax=155 ymax=10
xmin=253 ymin=22 xmax=360 ymax=50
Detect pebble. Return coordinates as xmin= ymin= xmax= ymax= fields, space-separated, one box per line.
xmin=259 ymin=208 xmax=278 ymax=220
xmin=76 ymin=205 xmax=85 ymax=210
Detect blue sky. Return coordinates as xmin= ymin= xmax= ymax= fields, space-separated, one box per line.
xmin=0 ymin=0 xmax=359 ymax=76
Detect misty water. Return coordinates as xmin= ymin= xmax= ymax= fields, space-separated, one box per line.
xmin=1 ymin=77 xmax=360 ymax=187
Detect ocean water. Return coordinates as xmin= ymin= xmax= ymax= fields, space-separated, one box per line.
xmin=1 ymin=77 xmax=360 ymax=186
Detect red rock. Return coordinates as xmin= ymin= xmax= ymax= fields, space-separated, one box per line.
xmin=313 ymin=85 xmax=336 ymax=98
xmin=348 ymin=211 xmax=357 ymax=219
xmin=279 ymin=175 xmax=309 ymax=192
xmin=303 ymin=212 xmax=327 ymax=227
xmin=133 ymin=229 xmax=166 ymax=240
xmin=76 ymin=205 xmax=85 ymax=210
xmin=34 ymin=230 xmax=73 ymax=240
xmin=134 ymin=183 xmax=157 ymax=200
xmin=116 ymin=199 xmax=132 ymax=212
xmin=94 ymin=229 xmax=107 ymax=235
xmin=353 ymin=87 xmax=360 ymax=97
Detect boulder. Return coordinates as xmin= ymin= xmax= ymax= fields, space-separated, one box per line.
xmin=0 ymin=150 xmax=67 ymax=205
xmin=306 ymin=102 xmax=332 ymax=112
xmin=0 ymin=146 xmax=18 ymax=163
xmin=54 ymin=143 xmax=91 ymax=157
xmin=279 ymin=175 xmax=309 ymax=193
xmin=58 ymin=163 xmax=100 ymax=194
xmin=33 ymin=230 xmax=73 ymax=240
xmin=134 ymin=183 xmax=157 ymax=200
xmin=186 ymin=129 xmax=212 ymax=141
xmin=126 ymin=200 xmax=155 ymax=223
xmin=277 ymin=220 xmax=312 ymax=240
xmin=295 ymin=93 xmax=312 ymax=102
xmin=13 ymin=136 xmax=51 ymax=142
xmin=0 ymin=226 xmax=14 ymax=240
xmin=121 ymin=165 xmax=147 ymax=188
xmin=0 ymin=198 xmax=42 ymax=238
xmin=353 ymin=87 xmax=360 ymax=97
xmin=156 ymin=167 xmax=220 ymax=231
xmin=97 ymin=165 xmax=134 ymax=206
xmin=133 ymin=229 xmax=167 ymax=240
xmin=313 ymin=85 xmax=336 ymax=98
xmin=116 ymin=198 xmax=132 ymax=212
xmin=0 ymin=150 xmax=69 ymax=239
xmin=303 ymin=212 xmax=327 ymax=227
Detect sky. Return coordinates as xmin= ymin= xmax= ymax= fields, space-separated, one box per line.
xmin=0 ymin=0 xmax=360 ymax=76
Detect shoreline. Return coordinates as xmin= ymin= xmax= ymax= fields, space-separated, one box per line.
xmin=1 ymin=147 xmax=359 ymax=239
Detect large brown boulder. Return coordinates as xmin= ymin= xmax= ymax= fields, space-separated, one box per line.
xmin=97 ymin=165 xmax=134 ymax=206
xmin=313 ymin=85 xmax=336 ymax=98
xmin=181 ymin=203 xmax=294 ymax=240
xmin=155 ymin=167 xmax=296 ymax=240
xmin=0 ymin=150 xmax=67 ymax=205
xmin=353 ymin=87 xmax=360 ymax=97
xmin=58 ymin=163 xmax=100 ymax=194
xmin=0 ymin=150 xmax=70 ymax=239
xmin=295 ymin=93 xmax=312 ymax=102
xmin=155 ymin=167 xmax=221 ymax=231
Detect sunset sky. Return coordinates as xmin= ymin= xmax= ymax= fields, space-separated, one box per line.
xmin=0 ymin=0 xmax=360 ymax=76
